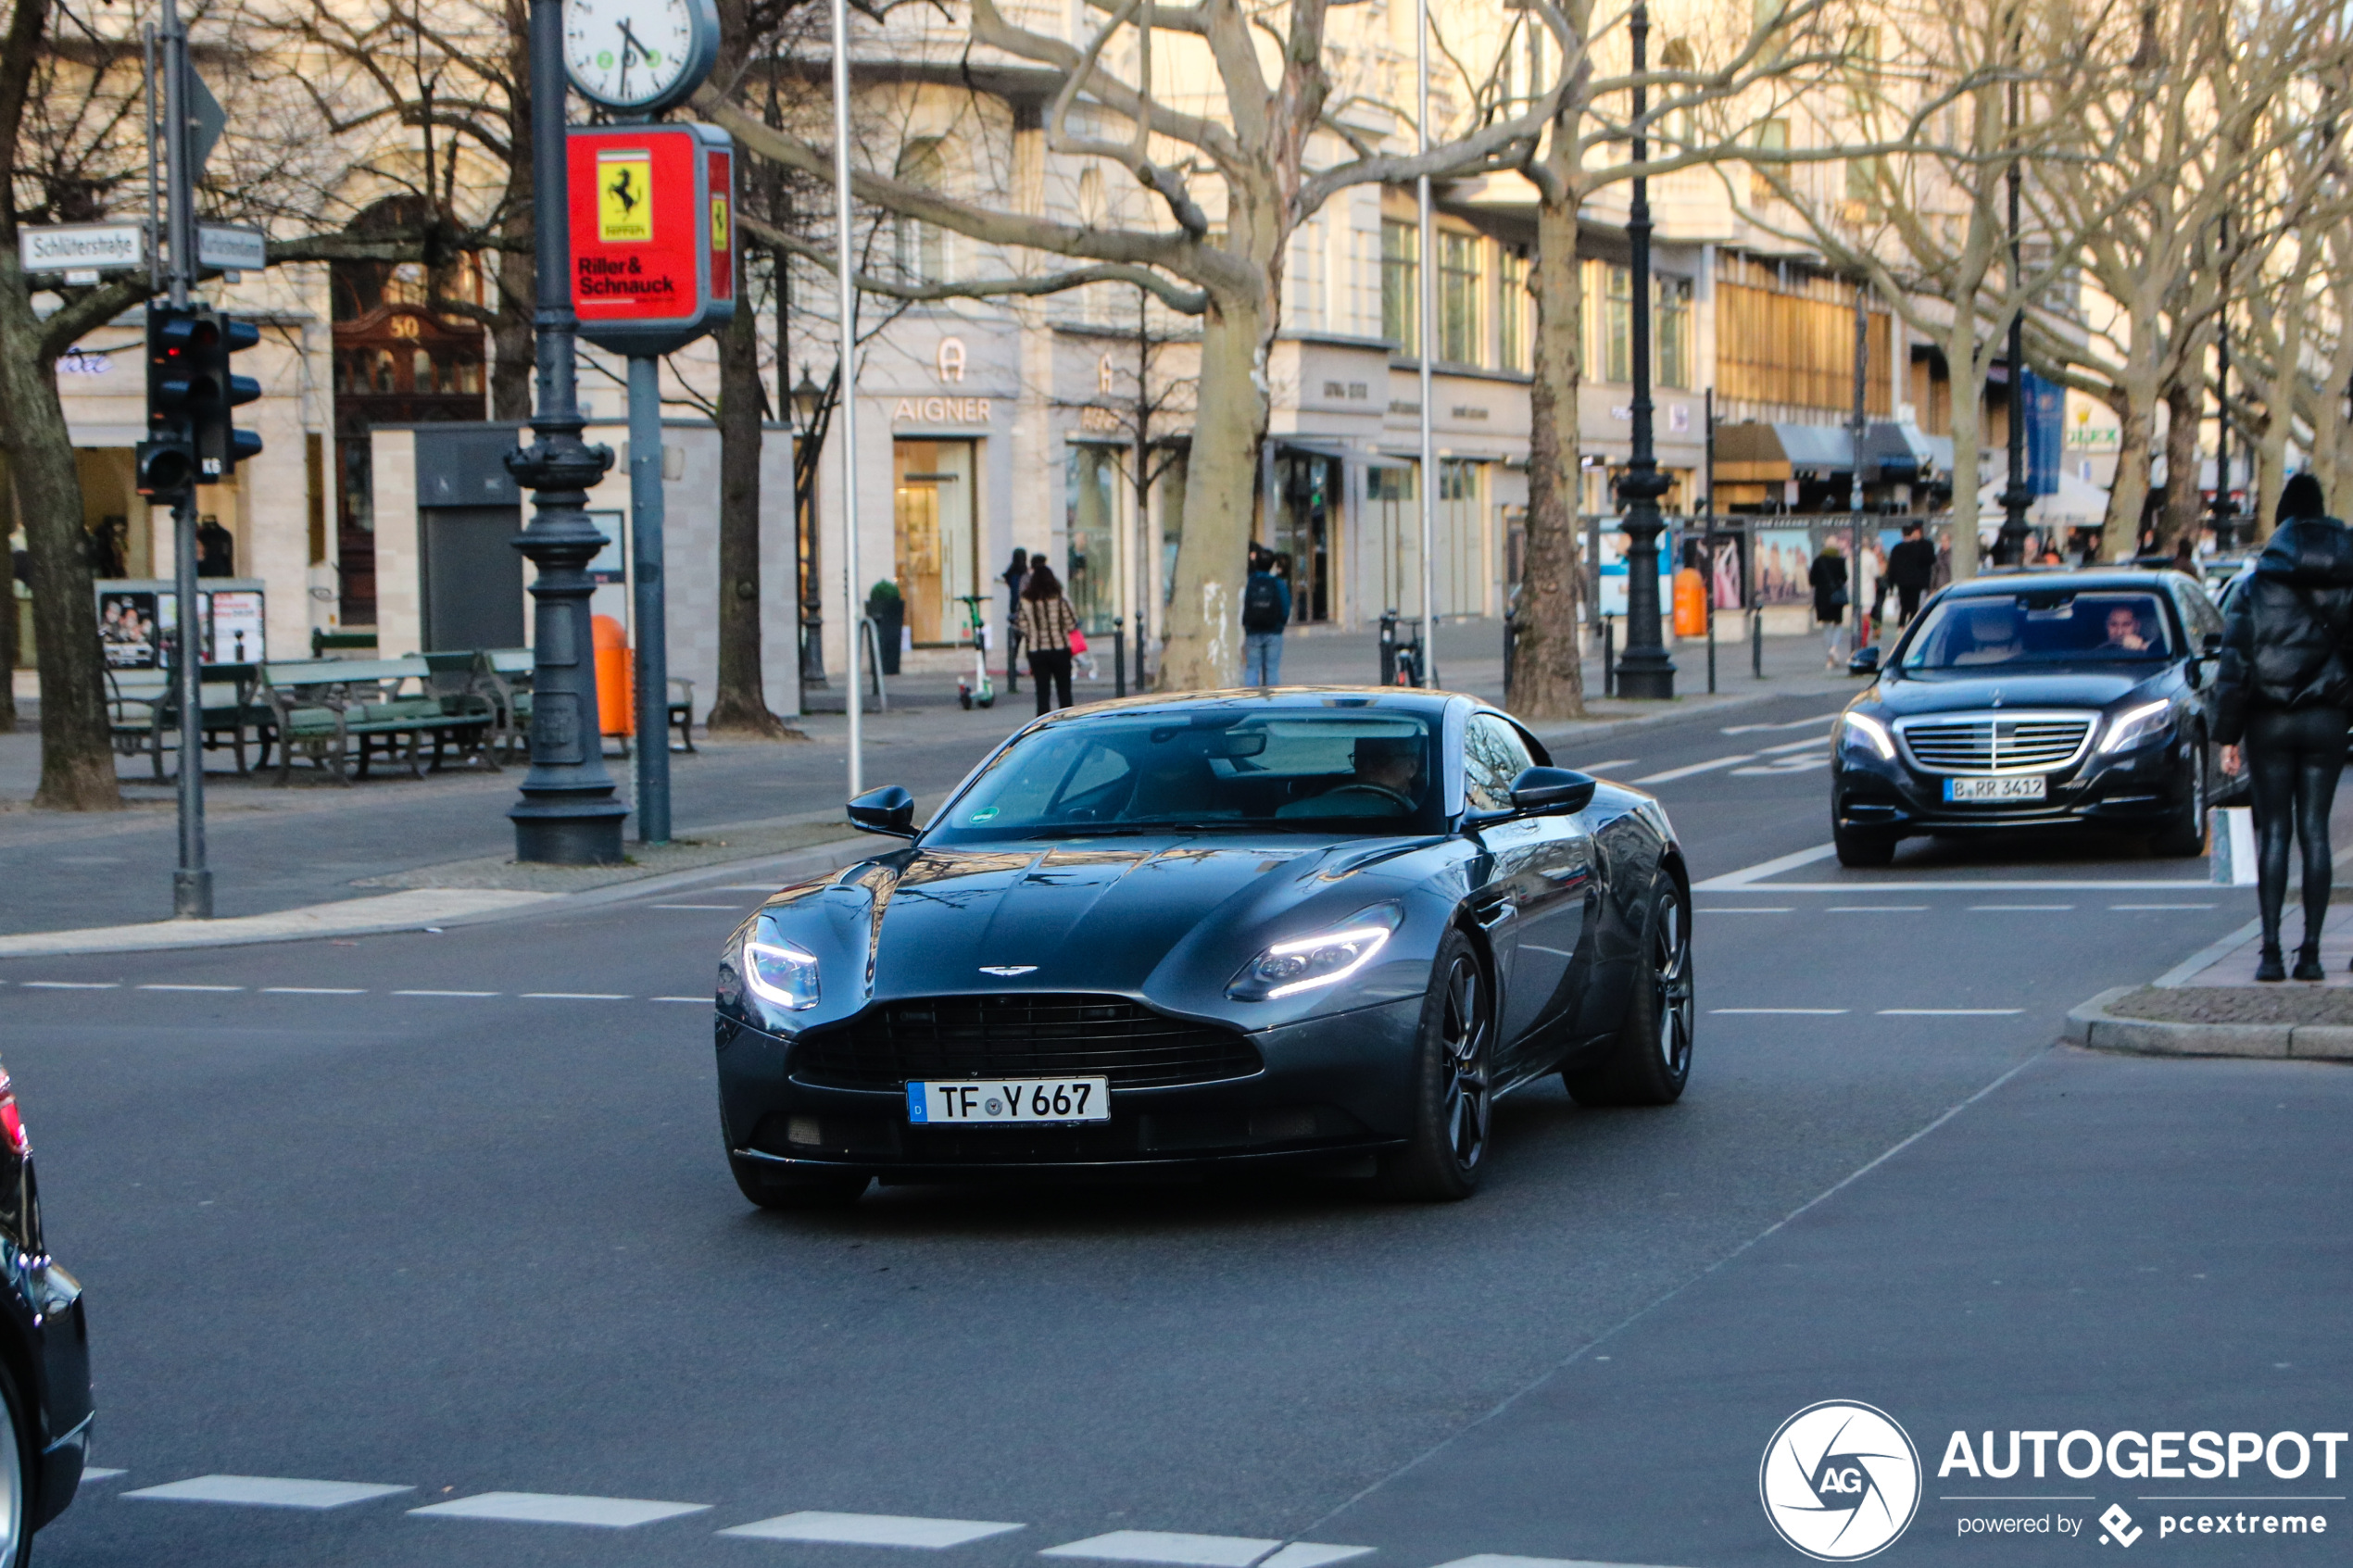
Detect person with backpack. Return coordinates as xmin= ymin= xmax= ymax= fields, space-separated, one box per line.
xmin=1241 ymin=545 xmax=1290 ymax=685
xmin=2214 ymin=472 xmax=2353 ymax=981
xmin=1808 ymin=539 xmax=1851 ymax=668
xmin=1015 ymin=562 xmax=1081 ymax=714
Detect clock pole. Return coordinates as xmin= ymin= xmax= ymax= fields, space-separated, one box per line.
xmin=507 ymin=0 xmax=627 ymax=863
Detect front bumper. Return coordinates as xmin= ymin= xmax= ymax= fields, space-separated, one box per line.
xmin=715 ymin=994 xmax=1424 ymax=1179
xmin=1832 ymin=734 xmax=2192 ymax=835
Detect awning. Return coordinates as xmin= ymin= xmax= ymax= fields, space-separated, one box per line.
xmin=1976 ymin=463 xmax=2111 ymax=528
xmin=1859 ymin=420 xmax=1943 ymax=483
xmin=1712 ymin=420 xmax=1856 ymax=481
xmin=1277 ymin=436 xmax=1412 ymax=470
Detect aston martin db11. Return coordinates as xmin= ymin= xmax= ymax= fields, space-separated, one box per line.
xmin=714 ymin=688 xmax=1692 ymax=1204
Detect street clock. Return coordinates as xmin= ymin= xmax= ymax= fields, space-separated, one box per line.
xmin=563 ymin=0 xmax=720 ymax=118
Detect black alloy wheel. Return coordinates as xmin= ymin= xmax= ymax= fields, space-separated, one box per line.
xmin=1566 ymin=883 xmax=1694 ymax=1107
xmin=1378 ymin=929 xmax=1493 ymax=1201
xmin=2151 ymin=733 xmax=2208 ymax=858
xmin=729 ymin=1155 xmax=870 ymax=1211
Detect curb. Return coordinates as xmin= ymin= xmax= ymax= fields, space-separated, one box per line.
xmin=2064 ymin=985 xmax=2353 ymax=1061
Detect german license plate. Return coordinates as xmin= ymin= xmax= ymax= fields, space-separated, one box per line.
xmin=906 ymin=1077 xmax=1111 ymax=1125
xmin=1945 ymin=775 xmax=2046 ymax=802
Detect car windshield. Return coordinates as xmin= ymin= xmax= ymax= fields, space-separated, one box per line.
xmin=927 ymin=709 xmax=1445 ymax=843
xmin=1899 ymin=591 xmax=2174 ymax=671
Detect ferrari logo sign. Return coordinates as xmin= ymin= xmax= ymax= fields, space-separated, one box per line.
xmin=709 ymin=193 xmax=729 ymax=253
xmin=598 ymin=150 xmax=654 ymax=243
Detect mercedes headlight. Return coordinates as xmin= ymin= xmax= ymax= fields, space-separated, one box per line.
xmin=1840 ymin=710 xmax=1895 ymax=760
xmin=2097 ymin=699 xmax=2173 ymax=755
xmin=1229 ymin=906 xmax=1403 ymax=1001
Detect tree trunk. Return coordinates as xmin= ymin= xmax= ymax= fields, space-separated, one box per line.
xmin=1944 ymin=323 xmax=1985 ymax=583
xmin=2158 ymin=372 xmax=2203 ymax=553
xmin=0 ymin=543 xmax=15 ymax=733
xmin=0 ymin=276 xmax=119 ymax=809
xmin=1508 ymin=182 xmax=1586 ymax=720
xmin=706 ymin=276 xmax=786 ymax=735
xmin=489 ymin=0 xmax=535 ymax=421
xmin=1157 ymin=284 xmax=1265 ymax=692
xmin=2098 ymin=365 xmax=2158 ymax=561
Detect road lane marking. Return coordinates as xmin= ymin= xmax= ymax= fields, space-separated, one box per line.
xmin=1730 ymin=758 xmax=1829 ymax=777
xmin=1969 ymin=904 xmax=2075 ymax=911
xmin=138 ymin=984 xmax=243 ymax=992
xmin=650 ymin=904 xmax=741 ymax=910
xmin=1711 ymin=1008 xmax=1849 ymax=1014
xmin=410 ymin=1492 xmax=710 ymax=1527
xmin=1045 ymin=1533 xmax=1279 ymax=1567
xmin=82 ymin=1469 xmax=127 ymax=1480
xmin=520 ymin=992 xmax=632 ymax=1000
xmin=125 ymin=1475 xmax=412 ymax=1509
xmin=1878 ymin=1008 xmax=2022 ymax=1016
xmin=1758 ymin=735 xmax=1831 ymax=756
xmin=1691 ymin=843 xmax=1842 ymax=890
xmin=722 ymin=1512 xmax=1026 ymax=1549
xmin=394 ymin=989 xmax=500 ymax=997
xmin=1697 ymin=908 xmax=1792 ymax=914
xmin=1572 ymin=758 xmax=1637 ymax=771
xmin=1724 ymin=711 xmax=1843 ymax=734
xmin=2112 ymin=902 xmax=2217 ymax=910
xmin=261 ymin=986 xmax=367 ymax=996
xmin=1692 ymin=842 xmax=2221 ymax=893
xmin=1829 ymin=906 xmax=1926 ymax=912
xmin=651 ymin=996 xmax=707 ymax=1004
xmin=1258 ymin=1548 xmax=1376 ymax=1568
xmin=1631 ymin=754 xmax=1755 ymax=784
xmin=19 ymin=981 xmax=117 ymax=989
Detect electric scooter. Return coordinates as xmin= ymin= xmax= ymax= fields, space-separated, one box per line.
xmin=955 ymin=594 xmax=996 ymax=709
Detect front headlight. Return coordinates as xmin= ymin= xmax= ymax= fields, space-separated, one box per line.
xmin=2097 ymin=699 xmax=2173 ymax=755
xmin=1840 ymin=710 xmax=1895 ymax=760
xmin=1228 ymin=906 xmax=1402 ymax=1001
xmin=743 ymin=938 xmax=822 ymax=1010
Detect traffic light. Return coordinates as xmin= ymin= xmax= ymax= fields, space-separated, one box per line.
xmin=192 ymin=311 xmax=262 ymax=481
xmin=135 ymin=303 xmax=203 ymax=497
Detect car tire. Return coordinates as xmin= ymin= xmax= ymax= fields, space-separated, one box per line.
xmin=2151 ymin=737 xmax=2208 ymax=858
xmin=1375 ymin=929 xmax=1493 ymax=1202
xmin=1833 ymin=817 xmax=1897 ymax=867
xmin=0 ymin=1359 xmax=31 ymax=1568
xmin=729 ymin=1156 xmax=868 ymax=1211
xmin=1564 ymin=882 xmax=1694 ymax=1109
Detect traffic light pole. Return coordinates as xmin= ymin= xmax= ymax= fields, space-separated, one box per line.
xmin=161 ymin=0 xmax=211 ymax=918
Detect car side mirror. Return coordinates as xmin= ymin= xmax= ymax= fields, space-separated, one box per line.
xmin=2203 ymin=631 xmax=2223 ymax=657
xmin=1847 ymin=645 xmax=1881 ymax=676
xmin=847 ymin=784 xmax=917 ymax=838
xmin=1507 ymin=766 xmax=1598 ymax=816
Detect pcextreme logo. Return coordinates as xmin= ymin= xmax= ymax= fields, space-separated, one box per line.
xmin=1761 ymin=1400 xmax=1924 ymax=1562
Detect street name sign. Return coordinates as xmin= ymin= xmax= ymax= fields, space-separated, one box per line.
xmin=21 ymin=223 xmax=145 ymax=276
xmin=196 ymin=224 xmax=267 ymax=273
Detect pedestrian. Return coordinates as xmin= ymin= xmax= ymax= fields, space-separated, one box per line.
xmin=1241 ymin=546 xmax=1290 ymax=685
xmin=1002 ymin=548 xmax=1030 ymax=690
xmin=1808 ymin=539 xmax=1851 ymax=667
xmin=2214 ymin=472 xmax=2353 ymax=982
xmin=195 ymin=514 xmax=234 ymax=578
xmin=1016 ymin=561 xmax=1080 ymax=714
xmin=1884 ymin=523 xmax=1935 ymax=628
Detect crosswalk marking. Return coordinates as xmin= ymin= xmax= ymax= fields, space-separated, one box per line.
xmin=409 ymin=1491 xmax=711 ymax=1527
xmin=722 ymin=1512 xmax=1026 ymax=1548
xmin=1044 ymin=1533 xmax=1283 ymax=1567
xmin=123 ymin=1474 xmax=412 ymax=1509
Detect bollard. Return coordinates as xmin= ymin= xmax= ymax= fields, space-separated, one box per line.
xmin=1706 ymin=593 xmax=1718 ymax=695
xmin=1502 ymin=608 xmax=1517 ymax=695
xmin=1752 ymin=606 xmax=1764 ymax=679
xmin=1603 ymin=616 xmax=1617 ymax=699
xmin=1378 ymin=609 xmax=1400 ymax=684
xmin=1114 ymin=616 xmax=1127 ymax=698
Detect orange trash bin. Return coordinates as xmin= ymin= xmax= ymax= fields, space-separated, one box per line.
xmin=1672 ymin=566 xmax=1708 ymax=638
xmin=592 ymin=613 xmax=634 ymax=737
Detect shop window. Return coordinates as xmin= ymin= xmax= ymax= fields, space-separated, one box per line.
xmin=1381 ymin=220 xmax=1418 ymax=356
xmin=1498 ymin=249 xmax=1529 ymax=372
xmin=413 ymin=348 xmax=435 ymax=393
xmin=1064 ymin=445 xmax=1123 ymax=633
xmin=894 ymin=140 xmax=947 ymax=283
xmin=1440 ymin=232 xmax=1481 ymax=365
xmin=1657 ymin=275 xmax=1692 ymax=388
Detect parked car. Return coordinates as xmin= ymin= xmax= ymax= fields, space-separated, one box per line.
xmin=0 ymin=1061 xmax=91 ymax=1562
xmin=1831 ymin=569 xmax=2238 ymax=866
xmin=715 ymin=689 xmax=1692 ymax=1205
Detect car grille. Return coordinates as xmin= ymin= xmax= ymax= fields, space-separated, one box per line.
xmin=789 ymin=994 xmax=1264 ymax=1091
xmin=1898 ymin=713 xmax=2094 ymax=774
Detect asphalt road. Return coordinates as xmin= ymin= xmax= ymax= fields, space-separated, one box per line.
xmin=6 ymin=691 xmax=2343 ymax=1568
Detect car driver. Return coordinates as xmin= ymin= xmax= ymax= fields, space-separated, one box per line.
xmin=2101 ymin=603 xmax=2152 ymax=652
xmin=1281 ymin=734 xmax=1424 ymax=817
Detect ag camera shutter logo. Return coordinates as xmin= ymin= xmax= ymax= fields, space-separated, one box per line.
xmin=1760 ymin=1400 xmax=1922 ymax=1561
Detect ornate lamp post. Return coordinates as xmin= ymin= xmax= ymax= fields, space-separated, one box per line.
xmin=1994 ymin=79 xmax=2033 ymax=567
xmin=793 ymin=368 xmax=827 ymax=684
xmin=1613 ymin=0 xmax=1676 ymax=699
xmin=505 ymin=0 xmax=626 ymax=862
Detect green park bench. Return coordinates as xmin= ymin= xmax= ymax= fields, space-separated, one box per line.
xmin=473 ymin=648 xmax=696 ymax=764
xmin=259 ymin=657 xmax=497 ymax=784
xmin=105 ymin=663 xmax=271 ymax=780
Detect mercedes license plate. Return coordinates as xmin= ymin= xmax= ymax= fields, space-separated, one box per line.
xmin=907 ymin=1077 xmax=1111 ymax=1125
xmin=1945 ymin=775 xmax=2046 ymax=803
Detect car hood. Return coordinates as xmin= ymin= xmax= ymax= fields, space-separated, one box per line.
xmin=1865 ymin=669 xmax=2159 ymax=715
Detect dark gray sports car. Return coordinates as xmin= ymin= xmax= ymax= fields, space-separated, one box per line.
xmin=714 ymin=689 xmax=1692 ymax=1205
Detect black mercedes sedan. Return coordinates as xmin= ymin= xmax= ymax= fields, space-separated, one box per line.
xmin=1831 ymin=568 xmax=2233 ymax=866
xmin=715 ymin=689 xmax=1692 ymax=1204
xmin=0 ymin=1061 xmax=92 ymax=1561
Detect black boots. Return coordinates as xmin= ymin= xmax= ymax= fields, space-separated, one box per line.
xmin=2295 ymin=946 xmax=2327 ymax=983
xmin=2257 ymin=944 xmax=2287 ymax=982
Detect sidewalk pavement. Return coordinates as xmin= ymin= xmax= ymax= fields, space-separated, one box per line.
xmin=0 ymin=622 xmax=1856 ymax=950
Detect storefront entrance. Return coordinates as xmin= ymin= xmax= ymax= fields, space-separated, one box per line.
xmin=1273 ymin=451 xmax=1339 ymax=623
xmin=893 ymin=439 xmax=976 ymax=646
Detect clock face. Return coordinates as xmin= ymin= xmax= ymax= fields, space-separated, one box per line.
xmin=564 ymin=0 xmax=708 ymax=111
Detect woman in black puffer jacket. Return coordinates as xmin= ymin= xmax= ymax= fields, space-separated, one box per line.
xmin=2214 ymin=473 xmax=2353 ymax=981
